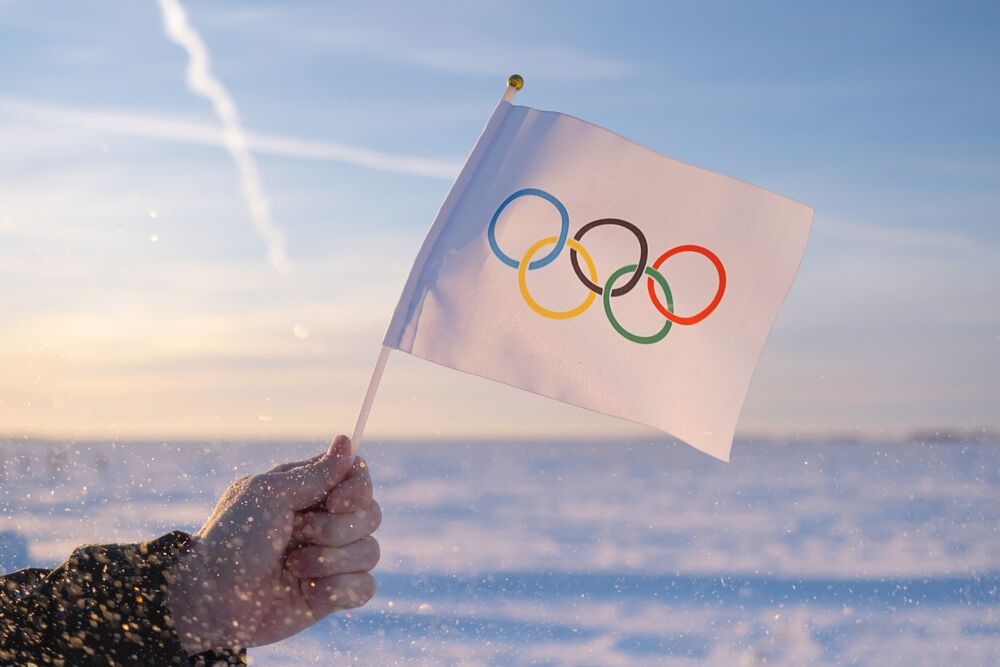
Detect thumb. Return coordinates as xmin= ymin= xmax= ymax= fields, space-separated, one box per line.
xmin=264 ymin=435 xmax=354 ymax=510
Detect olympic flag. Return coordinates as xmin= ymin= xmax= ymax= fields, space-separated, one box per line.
xmin=377 ymin=86 xmax=812 ymax=461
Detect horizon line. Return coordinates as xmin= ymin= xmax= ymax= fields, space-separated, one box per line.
xmin=3 ymin=428 xmax=998 ymax=446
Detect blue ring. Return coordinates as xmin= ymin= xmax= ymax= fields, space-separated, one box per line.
xmin=488 ymin=188 xmax=569 ymax=270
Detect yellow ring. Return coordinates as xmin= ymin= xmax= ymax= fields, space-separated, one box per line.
xmin=517 ymin=237 xmax=598 ymax=320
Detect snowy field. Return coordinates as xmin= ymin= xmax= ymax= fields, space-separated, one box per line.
xmin=1 ymin=437 xmax=998 ymax=665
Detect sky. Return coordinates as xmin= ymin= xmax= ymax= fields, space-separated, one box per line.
xmin=1 ymin=0 xmax=998 ymax=443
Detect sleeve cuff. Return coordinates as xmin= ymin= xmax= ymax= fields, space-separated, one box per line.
xmin=7 ymin=530 xmax=245 ymax=665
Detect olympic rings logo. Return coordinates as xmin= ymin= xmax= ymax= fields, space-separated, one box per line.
xmin=488 ymin=188 xmax=727 ymax=345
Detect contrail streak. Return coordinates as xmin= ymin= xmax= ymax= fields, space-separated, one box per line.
xmin=157 ymin=0 xmax=290 ymax=272
xmin=0 ymin=96 xmax=461 ymax=179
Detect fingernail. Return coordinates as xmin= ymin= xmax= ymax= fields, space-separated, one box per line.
xmin=328 ymin=435 xmax=351 ymax=457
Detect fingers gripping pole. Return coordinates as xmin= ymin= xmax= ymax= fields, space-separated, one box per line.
xmin=351 ymin=346 xmax=391 ymax=456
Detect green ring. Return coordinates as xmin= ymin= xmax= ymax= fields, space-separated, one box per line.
xmin=603 ymin=265 xmax=674 ymax=344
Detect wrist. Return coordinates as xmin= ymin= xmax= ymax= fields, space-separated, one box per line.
xmin=167 ymin=538 xmax=220 ymax=655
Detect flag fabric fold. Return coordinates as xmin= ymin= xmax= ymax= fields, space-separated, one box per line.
xmin=385 ymin=100 xmax=812 ymax=461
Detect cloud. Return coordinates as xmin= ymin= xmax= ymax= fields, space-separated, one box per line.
xmin=387 ymin=42 xmax=632 ymax=81
xmin=815 ymin=216 xmax=977 ymax=252
xmin=157 ymin=0 xmax=290 ymax=272
xmin=0 ymin=96 xmax=461 ymax=180
xmin=198 ymin=4 xmax=633 ymax=82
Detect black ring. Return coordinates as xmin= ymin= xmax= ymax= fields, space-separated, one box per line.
xmin=569 ymin=218 xmax=648 ymax=297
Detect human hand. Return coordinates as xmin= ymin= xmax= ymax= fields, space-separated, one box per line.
xmin=167 ymin=435 xmax=381 ymax=654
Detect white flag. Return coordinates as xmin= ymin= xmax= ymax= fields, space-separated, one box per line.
xmin=384 ymin=100 xmax=812 ymax=460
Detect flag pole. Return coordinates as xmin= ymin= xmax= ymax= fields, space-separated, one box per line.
xmin=351 ymin=345 xmax=390 ymax=455
xmin=349 ymin=74 xmax=524 ymax=455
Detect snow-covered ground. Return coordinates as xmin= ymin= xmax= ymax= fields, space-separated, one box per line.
xmin=1 ymin=438 xmax=998 ymax=665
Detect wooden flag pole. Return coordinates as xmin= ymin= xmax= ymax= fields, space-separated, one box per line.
xmin=349 ymin=74 xmax=524 ymax=455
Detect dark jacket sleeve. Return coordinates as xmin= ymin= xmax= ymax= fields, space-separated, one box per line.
xmin=0 ymin=531 xmax=245 ymax=666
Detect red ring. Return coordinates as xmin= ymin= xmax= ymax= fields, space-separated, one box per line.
xmin=646 ymin=245 xmax=726 ymax=325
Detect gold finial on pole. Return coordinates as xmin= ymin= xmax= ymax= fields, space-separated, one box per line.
xmin=503 ymin=73 xmax=524 ymax=102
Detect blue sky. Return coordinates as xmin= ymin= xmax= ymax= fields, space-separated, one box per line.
xmin=1 ymin=0 xmax=997 ymax=441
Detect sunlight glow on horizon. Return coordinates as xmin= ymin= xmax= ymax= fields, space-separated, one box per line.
xmin=1 ymin=1 xmax=997 ymax=442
